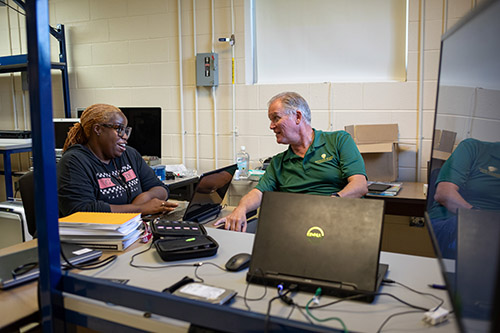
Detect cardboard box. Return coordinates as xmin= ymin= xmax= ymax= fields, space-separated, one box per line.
xmin=432 ymin=129 xmax=456 ymax=161
xmin=345 ymin=124 xmax=399 ymax=182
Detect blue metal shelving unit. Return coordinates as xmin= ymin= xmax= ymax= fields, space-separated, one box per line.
xmin=0 ymin=2 xmax=71 ymax=118
xmin=23 ymin=1 xmax=334 ymax=331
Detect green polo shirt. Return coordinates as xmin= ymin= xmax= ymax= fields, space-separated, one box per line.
xmin=255 ymin=129 xmax=366 ymax=196
xmin=429 ymin=138 xmax=500 ymax=220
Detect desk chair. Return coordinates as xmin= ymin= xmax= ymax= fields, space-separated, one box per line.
xmin=19 ymin=170 xmax=37 ymax=238
xmin=426 ymin=168 xmax=441 ymax=212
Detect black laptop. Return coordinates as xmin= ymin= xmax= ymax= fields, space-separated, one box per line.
xmin=0 ymin=243 xmax=102 ymax=289
xmin=247 ymin=191 xmax=388 ymax=303
xmin=162 ymin=164 xmax=237 ymax=223
xmin=426 ymin=209 xmax=500 ymax=333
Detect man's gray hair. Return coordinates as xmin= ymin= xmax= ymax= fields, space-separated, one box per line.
xmin=268 ymin=92 xmax=311 ymax=124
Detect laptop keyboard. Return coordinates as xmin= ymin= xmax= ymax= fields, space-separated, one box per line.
xmin=165 ymin=209 xmax=185 ymax=221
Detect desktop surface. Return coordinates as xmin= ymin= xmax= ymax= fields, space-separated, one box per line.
xmin=0 ymin=138 xmax=32 ymax=150
xmin=1 ymin=228 xmax=458 ymax=332
xmin=75 ymin=227 xmax=458 ymax=332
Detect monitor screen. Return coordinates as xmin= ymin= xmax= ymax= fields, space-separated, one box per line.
xmin=53 ymin=118 xmax=80 ymax=150
xmin=77 ymin=106 xmax=162 ymax=157
xmin=426 ymin=0 xmax=500 ymax=331
xmin=119 ymin=107 xmax=162 ymax=157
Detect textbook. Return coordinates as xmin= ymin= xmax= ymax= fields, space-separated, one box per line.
xmin=59 ymin=212 xmax=144 ymax=251
xmin=366 ymin=181 xmax=402 ymax=197
xmin=59 ymin=219 xmax=142 ymax=237
xmin=61 ymin=229 xmax=143 ymax=251
xmin=59 ymin=212 xmax=141 ymax=231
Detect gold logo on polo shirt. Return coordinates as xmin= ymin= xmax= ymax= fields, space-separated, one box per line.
xmin=480 ymin=166 xmax=500 ymax=178
xmin=315 ymin=154 xmax=333 ymax=164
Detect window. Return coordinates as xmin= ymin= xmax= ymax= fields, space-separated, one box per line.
xmin=245 ymin=0 xmax=408 ymax=84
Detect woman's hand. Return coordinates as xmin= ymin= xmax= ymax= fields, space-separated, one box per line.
xmin=141 ymin=198 xmax=178 ymax=215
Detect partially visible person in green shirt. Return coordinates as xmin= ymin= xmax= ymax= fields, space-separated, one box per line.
xmin=428 ymin=138 xmax=500 ymax=258
xmin=215 ymin=92 xmax=367 ymax=232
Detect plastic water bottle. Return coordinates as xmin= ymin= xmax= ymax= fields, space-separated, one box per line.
xmin=236 ymin=146 xmax=250 ymax=179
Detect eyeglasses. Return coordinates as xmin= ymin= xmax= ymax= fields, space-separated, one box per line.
xmin=101 ymin=123 xmax=132 ymax=138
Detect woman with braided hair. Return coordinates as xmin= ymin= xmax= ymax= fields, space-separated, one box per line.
xmin=57 ymin=103 xmax=178 ymax=217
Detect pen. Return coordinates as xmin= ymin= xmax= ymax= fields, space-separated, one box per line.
xmin=428 ymin=284 xmax=446 ymax=290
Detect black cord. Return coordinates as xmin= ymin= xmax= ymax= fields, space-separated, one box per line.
xmin=60 ymin=247 xmax=117 ymax=271
xmin=128 ymin=241 xmax=199 ymax=269
xmin=299 ymin=279 xmax=446 ymax=332
xmin=286 ymin=303 xmax=296 ymax=319
xmin=296 ymin=304 xmax=315 ymax=325
xmin=193 ymin=262 xmax=226 ymax=283
xmin=239 ymin=268 xmax=268 ymax=311
xmin=265 ymin=285 xmax=301 ymax=332
xmin=0 ymin=0 xmax=25 ymax=15
xmin=389 ymin=280 xmax=444 ymax=309
xmin=304 ymin=291 xmax=428 ymax=311
xmin=264 ymin=295 xmax=281 ymax=333
xmin=376 ymin=310 xmax=424 ymax=333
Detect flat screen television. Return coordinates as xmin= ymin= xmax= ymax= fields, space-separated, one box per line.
xmin=426 ymin=0 xmax=500 ymax=332
xmin=78 ymin=107 xmax=162 ymax=157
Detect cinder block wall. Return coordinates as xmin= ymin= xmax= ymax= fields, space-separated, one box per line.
xmin=0 ymin=0 xmax=481 ymax=181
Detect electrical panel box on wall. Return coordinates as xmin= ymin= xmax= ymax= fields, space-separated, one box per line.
xmin=196 ymin=53 xmax=219 ymax=87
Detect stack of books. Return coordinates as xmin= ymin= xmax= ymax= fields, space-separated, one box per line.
xmin=366 ymin=181 xmax=403 ymax=197
xmin=59 ymin=212 xmax=143 ymax=251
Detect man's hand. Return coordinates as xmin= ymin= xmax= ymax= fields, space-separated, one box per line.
xmin=214 ymin=188 xmax=262 ymax=232
xmin=214 ymin=207 xmax=248 ymax=232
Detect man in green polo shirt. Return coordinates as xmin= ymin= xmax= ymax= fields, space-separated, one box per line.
xmin=215 ymin=92 xmax=367 ymax=232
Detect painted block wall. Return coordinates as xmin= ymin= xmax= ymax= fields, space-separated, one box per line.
xmin=0 ymin=0 xmax=484 ymax=181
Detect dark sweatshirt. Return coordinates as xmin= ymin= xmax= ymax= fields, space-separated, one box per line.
xmin=57 ymin=144 xmax=166 ymax=217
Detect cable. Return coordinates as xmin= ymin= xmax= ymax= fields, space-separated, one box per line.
xmin=305 ymin=288 xmax=348 ymax=332
xmin=239 ymin=268 xmax=268 ymax=311
xmin=264 ymin=295 xmax=281 ymax=333
xmin=383 ymin=279 xmax=444 ymax=309
xmin=300 ymin=279 xmax=445 ymax=332
xmin=305 ymin=291 xmax=429 ymax=311
xmin=128 ymin=241 xmax=199 ymax=269
xmin=60 ymin=247 xmax=117 ymax=271
xmin=193 ymin=261 xmax=226 ymax=283
xmin=376 ymin=310 xmax=424 ymax=333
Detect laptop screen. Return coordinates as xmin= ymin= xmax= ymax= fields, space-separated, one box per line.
xmin=426 ymin=210 xmax=500 ymax=333
xmin=425 ymin=0 xmax=500 ymax=330
xmin=183 ymin=164 xmax=237 ymax=222
xmin=248 ymin=192 xmax=386 ymax=297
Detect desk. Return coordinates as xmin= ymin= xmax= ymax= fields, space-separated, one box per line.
xmin=0 ymin=139 xmax=32 ymax=200
xmin=0 ymin=239 xmax=141 ymax=331
xmin=2 ymin=220 xmax=457 ymax=332
xmin=366 ymin=182 xmax=427 ymax=217
xmin=0 ymin=240 xmax=39 ymax=330
xmin=70 ymin=228 xmax=457 ymax=332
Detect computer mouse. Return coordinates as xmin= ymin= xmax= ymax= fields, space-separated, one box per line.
xmin=225 ymin=253 xmax=251 ymax=272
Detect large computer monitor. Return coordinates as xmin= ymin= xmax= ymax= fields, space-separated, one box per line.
xmin=53 ymin=118 xmax=80 ymax=151
xmin=77 ymin=107 xmax=162 ymax=157
xmin=426 ymin=0 xmax=500 ymax=332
